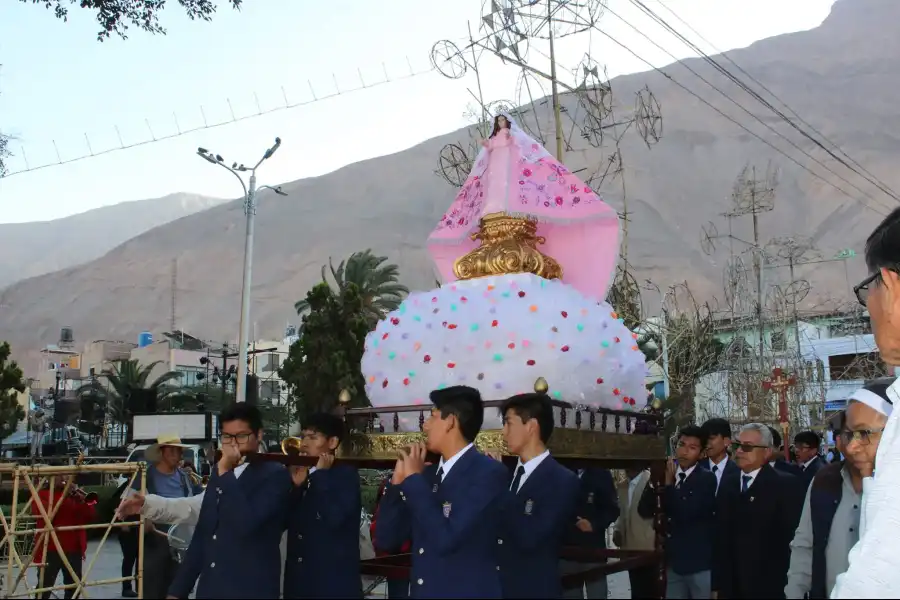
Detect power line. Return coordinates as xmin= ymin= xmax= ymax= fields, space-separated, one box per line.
xmin=595 ymin=3 xmax=892 ymax=216
xmin=629 ymin=0 xmax=900 ymax=206
xmin=1 ymin=57 xmax=433 ymax=180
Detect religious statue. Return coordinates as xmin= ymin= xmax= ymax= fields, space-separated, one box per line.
xmin=427 ymin=112 xmax=620 ymax=300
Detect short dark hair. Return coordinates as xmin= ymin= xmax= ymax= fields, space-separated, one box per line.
xmin=833 ymin=410 xmax=847 ymax=432
xmin=430 ymin=386 xmax=484 ymax=443
xmin=865 ymin=207 xmax=900 ymax=273
xmin=220 ymin=402 xmax=263 ymax=432
xmin=794 ymin=430 xmax=821 ymax=449
xmin=678 ymin=425 xmax=708 ymax=449
xmin=701 ymin=418 xmax=731 ymax=439
xmin=501 ymin=393 xmax=554 ymax=443
xmin=768 ymin=426 xmax=782 ymax=449
xmin=302 ymin=413 xmax=346 ymax=446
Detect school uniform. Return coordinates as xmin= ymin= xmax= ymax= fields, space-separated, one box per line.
xmin=497 ymin=451 xmax=580 ymax=598
xmin=374 ymin=444 xmax=509 ymax=598
xmin=168 ymin=461 xmax=292 ymax=599
xmin=283 ymin=463 xmax=363 ymax=599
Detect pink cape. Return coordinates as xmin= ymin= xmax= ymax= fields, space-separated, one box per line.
xmin=427 ymin=129 xmax=619 ymax=301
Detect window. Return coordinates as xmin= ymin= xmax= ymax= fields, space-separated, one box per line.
xmin=829 ymin=352 xmax=888 ymax=381
xmin=177 ymin=367 xmax=205 ymax=388
xmin=260 ymin=380 xmax=280 ymax=401
xmin=261 ymin=353 xmax=280 ymax=372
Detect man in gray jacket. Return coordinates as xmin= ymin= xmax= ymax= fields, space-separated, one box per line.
xmin=785 ymin=410 xmax=862 ymax=599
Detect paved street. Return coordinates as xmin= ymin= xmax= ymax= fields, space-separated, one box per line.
xmin=5 ymin=539 xmax=631 ymax=599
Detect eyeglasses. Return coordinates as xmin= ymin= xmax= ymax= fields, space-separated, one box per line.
xmin=854 ymin=272 xmax=882 ymax=307
xmin=731 ymin=442 xmax=769 ymax=453
xmin=221 ymin=432 xmax=255 ymax=444
xmin=839 ymin=428 xmax=886 ymax=446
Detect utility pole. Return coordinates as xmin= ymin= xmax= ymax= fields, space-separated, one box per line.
xmin=197 ymin=139 xmax=287 ymax=402
xmin=547 ymin=0 xmax=564 ymax=161
xmin=170 ymin=258 xmax=177 ymax=332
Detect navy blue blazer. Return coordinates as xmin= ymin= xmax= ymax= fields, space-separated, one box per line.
xmin=284 ymin=464 xmax=362 ymax=599
xmin=375 ymin=446 xmax=509 ymax=599
xmin=169 ymin=461 xmax=292 ymax=599
xmin=639 ymin=465 xmax=717 ymax=575
xmin=563 ymin=467 xmax=619 ymax=550
xmin=497 ymin=455 xmax=579 ymax=599
xmin=699 ymin=457 xmax=740 ymax=479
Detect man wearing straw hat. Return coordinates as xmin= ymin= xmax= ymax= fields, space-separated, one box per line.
xmin=132 ymin=434 xmax=201 ymax=599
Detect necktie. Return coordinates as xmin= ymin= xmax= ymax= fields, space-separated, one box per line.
xmin=741 ymin=474 xmax=751 ymax=493
xmin=712 ymin=464 xmax=719 ymax=474
xmin=801 ymin=464 xmax=807 ymax=472
xmin=433 ymin=466 xmax=444 ymax=492
xmin=676 ymin=472 xmax=686 ymax=489
xmin=510 ymin=465 xmax=525 ymax=493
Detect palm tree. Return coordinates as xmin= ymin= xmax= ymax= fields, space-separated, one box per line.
xmin=295 ymin=249 xmax=409 ymax=326
xmin=75 ymin=359 xmax=183 ymax=424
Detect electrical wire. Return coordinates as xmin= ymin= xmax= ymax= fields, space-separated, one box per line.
xmin=630 ymin=0 xmax=900 ymax=206
xmin=591 ymin=4 xmax=891 ymax=216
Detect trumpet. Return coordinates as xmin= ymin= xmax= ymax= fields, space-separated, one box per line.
xmin=70 ymin=487 xmax=99 ymax=506
xmin=281 ymin=436 xmax=303 ymax=456
xmin=187 ymin=471 xmax=209 ymax=488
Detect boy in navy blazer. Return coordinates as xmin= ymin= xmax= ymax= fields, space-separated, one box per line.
xmin=491 ymin=392 xmax=579 ymax=598
xmin=374 ymin=386 xmax=508 ymax=599
xmin=168 ymin=403 xmax=292 ymax=600
xmin=639 ymin=425 xmax=717 ymax=599
xmin=699 ymin=418 xmax=740 ymax=495
xmin=283 ymin=413 xmax=362 ymax=599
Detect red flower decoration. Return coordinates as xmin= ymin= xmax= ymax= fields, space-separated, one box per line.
xmin=448 ymin=324 xmax=458 ymax=330
xmin=424 ymin=355 xmax=431 ymax=363
xmin=518 ymin=291 xmax=526 ymax=298
xmin=527 ymin=359 xmax=536 ymax=366
xmin=447 ymin=362 xmax=456 ymax=368
xmin=508 ymin=343 xmax=516 ymax=349
xmin=391 ymin=317 xmax=400 ymax=325
xmin=431 ymin=297 xmax=438 ymax=303
xmin=460 ymin=296 xmax=468 ymax=303
xmin=561 ymin=345 xmax=570 ymax=352
xmin=596 ymin=377 xmax=604 ymax=384
xmin=561 ymin=311 xmax=568 ymax=318
xmin=491 ymin=320 xmax=499 ymax=327
xmin=382 ymin=333 xmax=389 ymax=340
xmin=403 ymin=378 xmax=410 ymax=386
xmin=614 ymin=337 xmax=621 ymax=343
xmin=382 ymin=379 xmax=388 ymax=388
xmin=613 ymin=388 xmax=620 ymax=395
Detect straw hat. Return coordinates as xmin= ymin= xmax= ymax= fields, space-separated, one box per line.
xmin=145 ymin=433 xmax=191 ymax=463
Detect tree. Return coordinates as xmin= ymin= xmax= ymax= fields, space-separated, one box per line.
xmin=281 ymin=282 xmax=370 ymax=424
xmin=0 ymin=133 xmax=9 ymax=177
xmin=0 ymin=342 xmax=27 ymax=450
xmin=26 ymin=0 xmax=244 ymax=40
xmin=75 ymin=359 xmax=183 ymax=424
xmin=294 ymin=250 xmax=409 ymax=328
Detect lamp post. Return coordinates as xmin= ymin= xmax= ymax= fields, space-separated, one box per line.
xmin=197 ymin=139 xmax=287 ymax=403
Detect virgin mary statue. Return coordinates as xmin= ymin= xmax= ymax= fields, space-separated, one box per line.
xmin=427 ymin=112 xmax=620 ymax=300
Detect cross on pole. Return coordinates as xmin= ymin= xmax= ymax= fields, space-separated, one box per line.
xmin=763 ymin=367 xmax=797 ymax=462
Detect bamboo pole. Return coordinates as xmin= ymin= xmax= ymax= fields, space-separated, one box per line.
xmin=8 ymin=574 xmax=141 ymax=598
xmin=137 ymin=462 xmax=146 ymax=600
xmin=6 ymin=468 xmax=18 ymax=595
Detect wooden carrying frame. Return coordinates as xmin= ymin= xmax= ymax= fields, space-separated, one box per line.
xmin=250 ymin=400 xmax=670 ymax=598
xmin=0 ymin=462 xmax=146 ymax=599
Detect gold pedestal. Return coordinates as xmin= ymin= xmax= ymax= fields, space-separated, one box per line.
xmin=452 ymin=212 xmax=563 ymax=280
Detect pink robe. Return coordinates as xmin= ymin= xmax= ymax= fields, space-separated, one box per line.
xmin=427 ymin=129 xmax=620 ymax=301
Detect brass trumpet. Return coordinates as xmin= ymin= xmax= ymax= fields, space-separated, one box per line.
xmin=187 ymin=471 xmax=209 ymax=488
xmin=70 ymin=487 xmax=99 ymax=506
xmin=281 ymin=436 xmax=303 ymax=456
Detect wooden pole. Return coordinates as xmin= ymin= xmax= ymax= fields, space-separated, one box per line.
xmin=7 ymin=469 xmax=18 ymax=595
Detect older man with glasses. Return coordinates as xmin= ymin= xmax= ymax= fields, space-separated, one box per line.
xmin=830 ymin=207 xmax=900 ymax=598
xmin=712 ymin=423 xmax=801 ymax=599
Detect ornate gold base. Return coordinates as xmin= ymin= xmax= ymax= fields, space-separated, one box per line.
xmin=452 ymin=212 xmax=563 ymax=281
xmin=341 ymin=428 xmax=665 ymax=462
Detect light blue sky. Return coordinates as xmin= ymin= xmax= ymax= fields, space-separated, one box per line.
xmin=0 ymin=0 xmax=834 ymax=224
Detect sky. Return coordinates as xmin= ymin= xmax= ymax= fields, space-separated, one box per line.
xmin=0 ymin=0 xmax=836 ymax=224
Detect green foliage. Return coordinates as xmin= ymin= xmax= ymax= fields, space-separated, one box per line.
xmin=0 ymin=342 xmax=26 ymax=447
xmin=295 ymin=250 xmax=408 ymax=328
xmin=26 ymin=0 xmax=245 ymax=40
xmin=281 ymin=282 xmax=370 ymax=424
xmin=74 ymin=359 xmax=183 ymax=424
xmin=163 ymin=384 xmax=233 ymax=413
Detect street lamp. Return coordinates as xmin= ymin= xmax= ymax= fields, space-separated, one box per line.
xmin=197 ymin=139 xmax=287 ymax=403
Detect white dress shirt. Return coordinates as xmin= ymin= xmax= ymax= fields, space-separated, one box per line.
xmin=708 ymin=456 xmax=729 ymax=492
xmin=675 ymin=464 xmax=696 ymax=487
xmin=437 ymin=443 xmax=474 ymax=480
xmin=801 ymin=457 xmax=818 ymax=471
xmin=739 ymin=468 xmax=761 ymax=491
xmin=831 ymin=378 xmax=900 ymax=598
xmin=511 ymin=450 xmax=549 ymax=492
xmin=627 ymin=472 xmax=643 ymax=507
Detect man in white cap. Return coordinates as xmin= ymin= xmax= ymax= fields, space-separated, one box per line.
xmin=830 ymin=205 xmax=900 ymax=598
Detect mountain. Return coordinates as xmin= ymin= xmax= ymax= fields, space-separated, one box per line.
xmin=2 ymin=0 xmax=897 ymax=371
xmin=0 ymin=193 xmax=227 ymax=288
